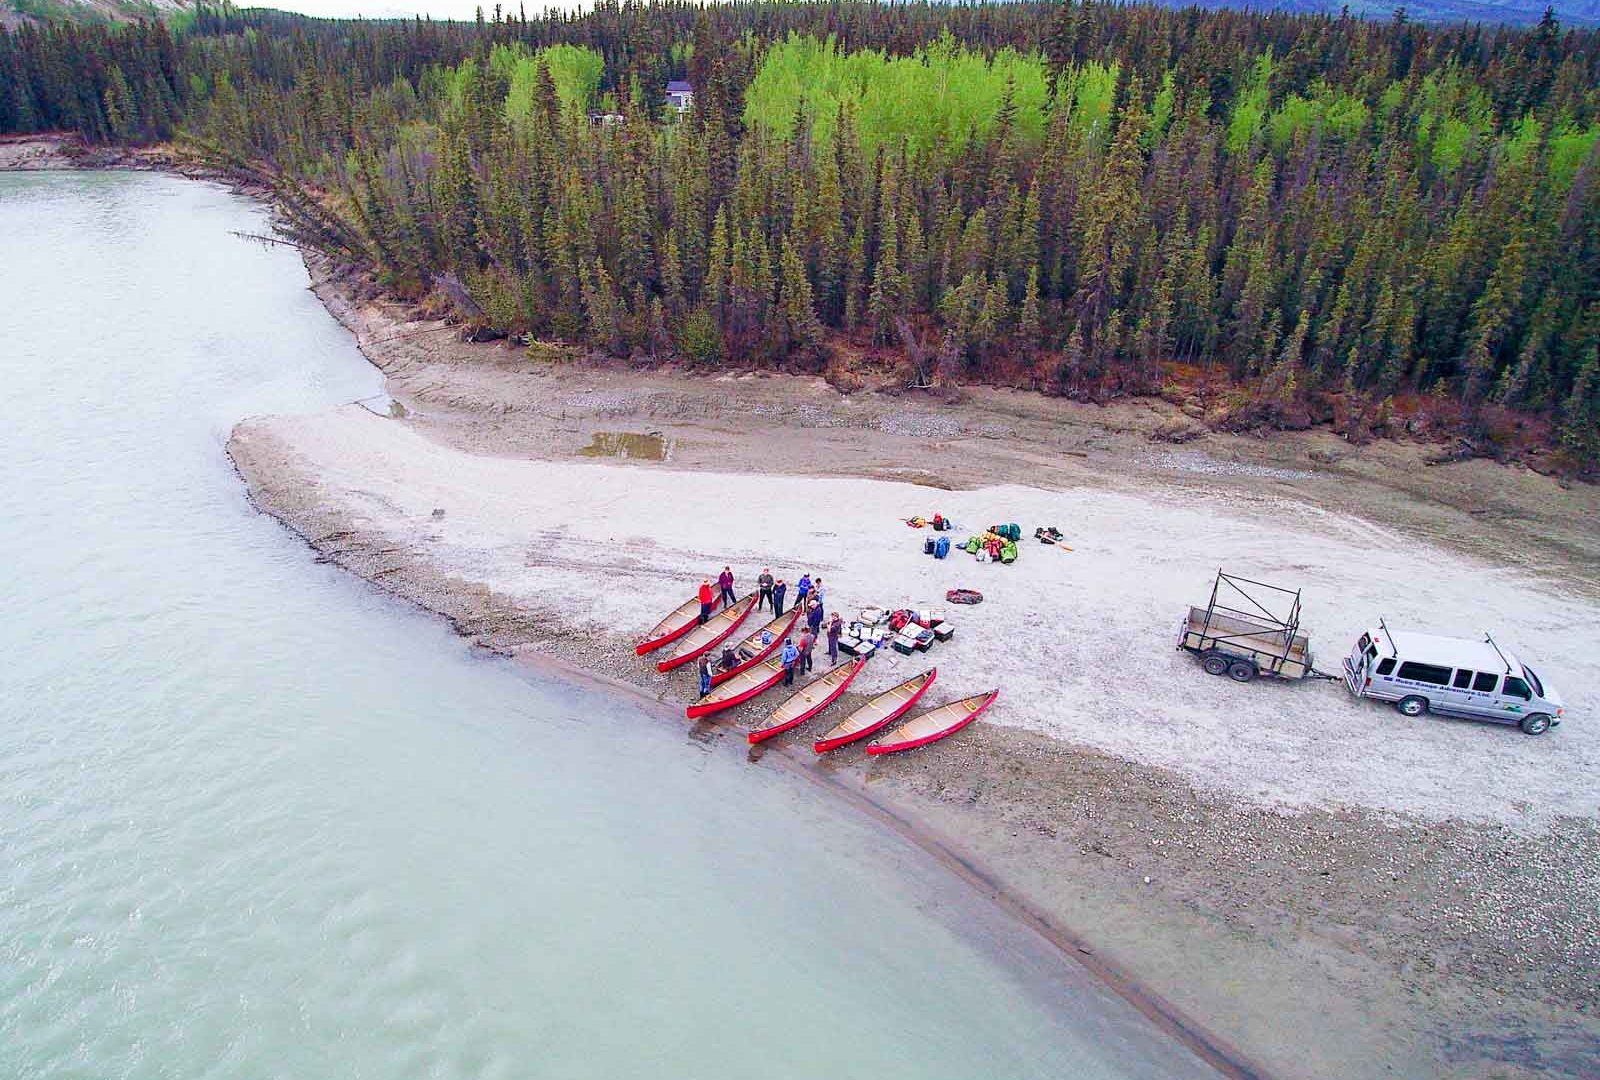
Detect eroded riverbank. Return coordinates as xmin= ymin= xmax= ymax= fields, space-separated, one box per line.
xmin=223 ymin=249 xmax=1600 ymax=1079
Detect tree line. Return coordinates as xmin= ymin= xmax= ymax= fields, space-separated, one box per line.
xmin=2 ymin=1 xmax=1598 ymax=468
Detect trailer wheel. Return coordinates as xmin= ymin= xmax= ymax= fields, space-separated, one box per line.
xmin=1226 ymin=660 xmax=1256 ymax=683
xmin=1396 ymin=695 xmax=1429 ymax=718
xmin=1519 ymin=714 xmax=1552 ymax=736
xmin=1201 ymin=652 xmax=1230 ymax=676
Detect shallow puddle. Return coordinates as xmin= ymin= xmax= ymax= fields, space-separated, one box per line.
xmin=578 ymin=430 xmax=668 ymax=460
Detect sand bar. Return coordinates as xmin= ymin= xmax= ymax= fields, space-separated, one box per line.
xmin=227 ymin=255 xmax=1600 ymax=1080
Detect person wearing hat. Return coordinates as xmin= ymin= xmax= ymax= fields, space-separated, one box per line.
xmin=697 ymin=578 xmax=714 ymax=625
xmin=780 ymin=637 xmax=799 ymax=685
xmin=697 ymin=653 xmax=713 ymax=697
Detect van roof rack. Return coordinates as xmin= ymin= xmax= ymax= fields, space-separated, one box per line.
xmin=1377 ymin=617 xmax=1397 ymax=654
xmin=1484 ymin=632 xmax=1513 ymax=674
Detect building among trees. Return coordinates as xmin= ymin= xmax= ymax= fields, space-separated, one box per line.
xmin=4 ymin=2 xmax=1596 ymax=469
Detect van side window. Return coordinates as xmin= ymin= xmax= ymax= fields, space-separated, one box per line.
xmin=1452 ymin=669 xmax=1474 ymax=689
xmin=1376 ymin=658 xmax=1396 ymax=676
xmin=1397 ymin=662 xmax=1452 ymax=685
xmin=1502 ymin=677 xmax=1532 ymax=700
xmin=1473 ymin=672 xmax=1499 ymax=693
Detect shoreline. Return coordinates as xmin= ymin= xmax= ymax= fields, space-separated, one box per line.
xmin=223 ymin=250 xmax=1600 ymax=1080
xmin=14 ymin=159 xmax=1593 ymax=1077
xmin=229 ymin=454 xmax=1272 ymax=1080
xmin=241 ymin=493 xmax=1276 ymax=1080
xmin=229 ymin=403 xmax=1600 ymax=1080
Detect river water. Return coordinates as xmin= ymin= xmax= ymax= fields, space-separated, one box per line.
xmin=0 ymin=172 xmax=1215 ymax=1080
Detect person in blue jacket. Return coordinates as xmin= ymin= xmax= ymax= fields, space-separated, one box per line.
xmin=780 ymin=638 xmax=799 ymax=686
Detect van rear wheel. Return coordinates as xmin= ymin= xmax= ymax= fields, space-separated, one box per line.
xmin=1519 ymin=714 xmax=1552 ymax=736
xmin=1227 ymin=660 xmax=1256 ymax=683
xmin=1396 ymin=695 xmax=1429 ymax=718
xmin=1201 ymin=652 xmax=1230 ymax=676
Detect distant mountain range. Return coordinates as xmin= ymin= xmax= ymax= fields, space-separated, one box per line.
xmin=1 ymin=0 xmax=187 ymax=28
xmin=1154 ymin=0 xmax=1598 ymax=27
xmin=1 ymin=0 xmax=1594 ymax=29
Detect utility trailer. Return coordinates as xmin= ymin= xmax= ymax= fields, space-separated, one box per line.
xmin=1177 ymin=571 xmax=1318 ymax=683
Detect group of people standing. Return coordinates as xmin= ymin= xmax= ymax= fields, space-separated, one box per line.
xmin=693 ymin=565 xmax=846 ymax=696
xmin=759 ymin=567 xmax=843 ymax=687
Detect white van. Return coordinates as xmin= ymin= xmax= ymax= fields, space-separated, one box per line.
xmin=1343 ymin=625 xmax=1565 ymax=735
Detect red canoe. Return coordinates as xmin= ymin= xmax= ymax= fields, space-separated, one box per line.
xmin=710 ymin=609 xmax=800 ymax=686
xmin=634 ymin=594 xmax=703 ymax=656
xmin=657 ymin=593 xmax=757 ymax=673
xmin=747 ymin=655 xmax=867 ymax=744
xmin=813 ymin=669 xmax=936 ymax=753
xmin=865 ymin=689 xmax=999 ymax=755
xmin=686 ymin=658 xmax=786 ymax=719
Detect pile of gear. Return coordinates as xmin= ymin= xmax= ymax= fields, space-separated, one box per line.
xmin=907 ymin=515 xmax=1036 ymax=564
xmin=958 ymin=523 xmax=1021 ymax=564
xmin=838 ymin=606 xmax=954 ymax=659
xmin=1035 ymin=526 xmax=1069 ymax=548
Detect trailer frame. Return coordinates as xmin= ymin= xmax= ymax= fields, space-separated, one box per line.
xmin=1176 ymin=571 xmax=1317 ymax=682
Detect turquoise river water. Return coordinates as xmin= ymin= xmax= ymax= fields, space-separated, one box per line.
xmin=0 ymin=172 xmax=1219 ymax=1080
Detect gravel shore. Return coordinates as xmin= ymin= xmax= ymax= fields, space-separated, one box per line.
xmin=226 ymin=256 xmax=1600 ymax=1080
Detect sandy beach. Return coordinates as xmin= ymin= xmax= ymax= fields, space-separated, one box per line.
xmin=226 ymin=254 xmax=1600 ymax=1080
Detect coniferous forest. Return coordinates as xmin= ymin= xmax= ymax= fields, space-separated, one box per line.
xmin=3 ymin=2 xmax=1599 ymax=468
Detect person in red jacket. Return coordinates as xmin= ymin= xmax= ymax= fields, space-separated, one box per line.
xmin=697 ymin=579 xmax=714 ymax=624
xmin=717 ymin=566 xmax=735 ymax=608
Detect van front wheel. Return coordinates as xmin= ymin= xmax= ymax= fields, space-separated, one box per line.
xmin=1519 ymin=714 xmax=1552 ymax=736
xmin=1396 ymin=695 xmax=1429 ymax=718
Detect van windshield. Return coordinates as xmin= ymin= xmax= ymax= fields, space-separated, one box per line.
xmin=1522 ymin=665 xmax=1545 ymax=698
